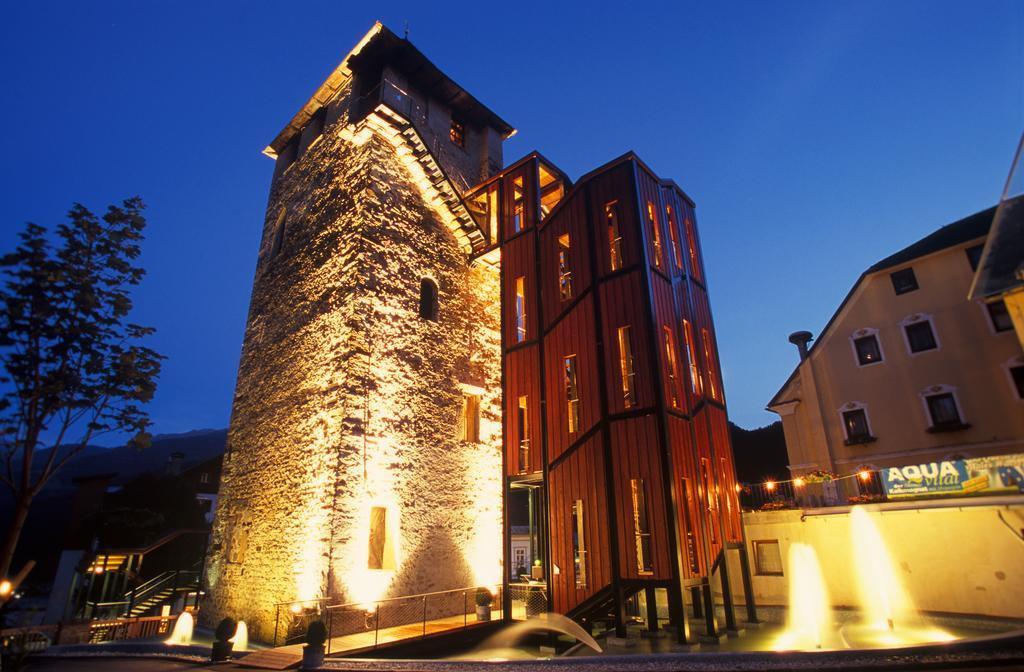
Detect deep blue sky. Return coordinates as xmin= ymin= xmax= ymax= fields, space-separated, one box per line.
xmin=2 ymin=1 xmax=1021 ymax=439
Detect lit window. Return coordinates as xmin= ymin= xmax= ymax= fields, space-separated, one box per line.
xmin=617 ymin=326 xmax=636 ymax=408
xmin=419 ymin=278 xmax=439 ymax=321
xmin=468 ymin=183 xmax=500 ymax=244
xmin=684 ymin=216 xmax=701 ymax=281
xmin=571 ymin=499 xmax=587 ymax=588
xmin=666 ymin=205 xmax=683 ymax=270
xmin=890 ymin=268 xmax=918 ymax=295
xmin=514 ymin=276 xmax=526 ymax=342
xmin=965 ymin=244 xmax=984 ymax=271
xmin=853 ymin=333 xmax=882 ymax=366
xmin=925 ymin=391 xmax=963 ymax=429
xmin=987 ymin=300 xmax=1014 ymax=332
xmin=647 ymin=201 xmax=662 ymax=268
xmin=517 ymin=396 xmax=529 ymax=473
xmin=904 ymin=319 xmax=937 ymax=353
xmin=512 ymin=176 xmax=525 ymax=233
xmin=449 ymin=118 xmax=465 ymax=147
xmin=753 ymin=540 xmax=783 ymax=576
xmin=842 ymin=407 xmax=873 ymax=443
xmin=701 ymin=328 xmax=719 ymax=400
xmin=539 ymin=163 xmax=564 ymax=220
xmin=200 ymin=472 xmax=210 ymax=484
xmin=683 ymin=319 xmax=702 ymax=395
xmin=564 ymin=355 xmax=580 ymax=434
xmin=558 ymin=233 xmax=573 ymax=301
xmin=630 ymin=479 xmax=653 ymax=574
xmin=367 ymin=506 xmax=395 ymax=570
xmin=460 ymin=393 xmax=480 ymax=443
xmin=606 ymin=202 xmax=623 ymax=271
xmin=663 ymin=326 xmax=681 ymax=409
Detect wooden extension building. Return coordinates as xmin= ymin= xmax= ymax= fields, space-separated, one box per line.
xmin=464 ymin=153 xmax=755 ymax=642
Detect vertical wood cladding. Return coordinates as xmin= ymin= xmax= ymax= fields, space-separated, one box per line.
xmin=498 ymin=151 xmax=743 ymax=618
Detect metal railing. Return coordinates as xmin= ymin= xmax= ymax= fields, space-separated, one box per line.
xmin=740 ymin=469 xmax=886 ymax=511
xmin=323 ymin=586 xmax=502 ymax=655
xmin=88 ymin=613 xmax=179 ymax=643
xmin=126 ymin=569 xmax=199 ymax=616
xmin=507 ymin=582 xmax=548 ymax=620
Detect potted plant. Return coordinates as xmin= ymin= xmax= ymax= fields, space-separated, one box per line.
xmin=211 ymin=617 xmax=236 ymax=662
xmin=302 ymin=620 xmax=328 ymax=670
xmin=475 ymin=588 xmax=493 ymax=621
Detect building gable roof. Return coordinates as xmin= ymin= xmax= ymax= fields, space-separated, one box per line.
xmin=767 ymin=206 xmax=996 ymax=409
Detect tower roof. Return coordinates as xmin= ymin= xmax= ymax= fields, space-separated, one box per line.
xmin=264 ymin=22 xmax=515 ymax=159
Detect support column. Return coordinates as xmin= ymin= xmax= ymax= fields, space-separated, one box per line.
xmin=645 ymin=587 xmax=659 ymax=632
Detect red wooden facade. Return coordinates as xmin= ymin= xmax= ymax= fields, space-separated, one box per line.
xmin=466 ymin=151 xmax=745 ymax=641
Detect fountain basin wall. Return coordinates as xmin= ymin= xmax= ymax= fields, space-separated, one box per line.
xmin=729 ymin=497 xmax=1024 ymax=620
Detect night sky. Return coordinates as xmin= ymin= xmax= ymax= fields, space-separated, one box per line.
xmin=2 ymin=1 xmax=1021 ymax=440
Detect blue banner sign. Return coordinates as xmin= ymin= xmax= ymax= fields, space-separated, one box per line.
xmin=881 ymin=453 xmax=1024 ymax=499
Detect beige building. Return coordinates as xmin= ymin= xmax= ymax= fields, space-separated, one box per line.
xmin=768 ymin=207 xmax=1024 ymax=497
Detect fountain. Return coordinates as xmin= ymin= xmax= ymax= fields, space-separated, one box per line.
xmin=458 ymin=613 xmax=602 ymax=660
xmin=772 ymin=542 xmax=834 ymax=650
xmin=165 ymin=611 xmax=194 ymax=646
xmin=230 ymin=620 xmax=249 ymax=652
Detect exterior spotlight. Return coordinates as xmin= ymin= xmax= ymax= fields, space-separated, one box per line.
xmin=290 ymin=603 xmax=302 ymax=614
xmin=734 ymin=484 xmax=741 ymax=492
xmin=0 ymin=581 xmax=10 ymax=596
xmin=94 ymin=566 xmax=104 ymax=575
xmin=765 ymin=481 xmax=776 ymax=492
xmin=859 ymin=470 xmax=871 ymax=482
xmin=793 ymin=477 xmax=805 ymax=488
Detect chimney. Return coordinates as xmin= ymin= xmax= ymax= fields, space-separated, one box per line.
xmin=166 ymin=451 xmax=185 ymax=477
xmin=788 ymin=331 xmax=814 ymax=361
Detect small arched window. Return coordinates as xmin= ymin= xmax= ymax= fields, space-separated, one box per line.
xmin=419 ymin=278 xmax=438 ymax=321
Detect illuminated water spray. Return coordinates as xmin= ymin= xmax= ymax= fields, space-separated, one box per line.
xmin=230 ymin=620 xmax=249 ymax=651
xmin=773 ymin=543 xmax=832 ymax=650
xmin=165 ymin=611 xmax=194 ymax=646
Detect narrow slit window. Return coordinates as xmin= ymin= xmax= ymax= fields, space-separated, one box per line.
xmin=270 ymin=209 xmax=287 ymax=259
xmin=667 ymin=205 xmax=684 ymax=270
xmin=647 ymin=201 xmax=663 ymax=268
xmin=702 ymin=328 xmax=720 ymax=400
xmin=663 ymin=326 xmax=681 ymax=409
xmin=461 ymin=393 xmax=480 ymax=442
xmin=514 ymin=276 xmax=526 ymax=342
xmin=487 ymin=185 xmax=499 ymax=244
xmin=572 ymin=499 xmax=587 ymax=589
xmin=419 ymin=278 xmax=439 ymax=321
xmin=517 ymin=395 xmax=529 ymax=473
xmin=684 ymin=215 xmax=701 ymax=281
xmin=618 ymin=326 xmax=636 ymax=408
xmin=367 ymin=506 xmax=394 ymax=570
xmin=606 ymin=202 xmax=623 ymax=271
xmin=683 ymin=320 xmax=703 ymax=395
xmin=631 ymin=479 xmax=653 ymax=574
xmin=564 ymin=355 xmax=580 ymax=434
xmin=558 ymin=233 xmax=573 ymax=301
xmin=512 ymin=176 xmax=525 ymax=233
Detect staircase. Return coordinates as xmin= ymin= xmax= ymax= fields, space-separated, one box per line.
xmin=125 ymin=570 xmax=199 ymax=618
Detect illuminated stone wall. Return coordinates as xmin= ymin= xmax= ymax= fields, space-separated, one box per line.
xmin=201 ymin=89 xmax=503 ymax=641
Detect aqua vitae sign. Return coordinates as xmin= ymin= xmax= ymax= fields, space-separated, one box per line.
xmin=882 ymin=453 xmax=1024 ymax=499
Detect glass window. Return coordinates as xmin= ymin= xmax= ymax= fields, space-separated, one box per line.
xmin=572 ymin=499 xmax=587 ymax=588
xmin=965 ymin=244 xmax=984 ymax=271
xmin=617 ymin=326 xmax=636 ymax=408
xmin=517 ymin=396 xmax=529 ymax=472
xmin=419 ymin=278 xmax=438 ymax=321
xmin=512 ymin=176 xmax=525 ymax=233
xmin=538 ymin=162 xmax=564 ymax=220
xmin=630 ymin=479 xmax=653 ymax=574
xmin=905 ymin=320 xmax=937 ymax=353
xmin=565 ymin=355 xmax=580 ymax=434
xmin=842 ymin=408 xmax=871 ymax=441
xmin=684 ymin=215 xmax=701 ymax=281
xmin=987 ymin=300 xmax=1014 ymax=332
xmin=890 ymin=268 xmax=918 ymax=295
xmin=926 ymin=392 xmax=961 ymax=427
xmin=683 ymin=320 xmax=702 ymax=395
xmin=514 ymin=276 xmax=526 ymax=342
xmin=854 ymin=334 xmax=882 ymax=365
xmin=666 ymin=205 xmax=684 ymax=270
xmin=663 ymin=327 xmax=681 ymax=409
xmin=701 ymin=328 xmax=720 ymax=400
xmin=449 ymin=118 xmax=465 ymax=147
xmin=461 ymin=393 xmax=480 ymax=442
xmin=368 ymin=506 xmax=394 ymax=570
xmin=753 ymin=540 xmax=783 ymax=576
xmin=606 ymin=202 xmax=623 ymax=271
xmin=467 ymin=183 xmax=500 ymax=244
xmin=647 ymin=201 xmax=662 ymax=268
xmin=558 ymin=233 xmax=573 ymax=301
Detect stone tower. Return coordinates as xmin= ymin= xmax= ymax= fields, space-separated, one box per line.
xmin=202 ymin=23 xmax=513 ymax=642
